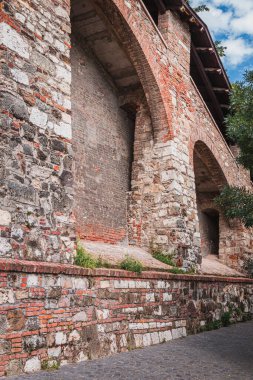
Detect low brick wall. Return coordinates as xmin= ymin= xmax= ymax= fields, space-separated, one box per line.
xmin=0 ymin=259 xmax=253 ymax=377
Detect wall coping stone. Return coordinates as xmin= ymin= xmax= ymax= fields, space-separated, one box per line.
xmin=0 ymin=258 xmax=252 ymax=284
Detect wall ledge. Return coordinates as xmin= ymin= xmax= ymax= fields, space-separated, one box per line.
xmin=0 ymin=259 xmax=252 ymax=284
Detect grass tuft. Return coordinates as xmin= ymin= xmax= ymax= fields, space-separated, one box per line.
xmin=152 ymin=251 xmax=176 ymax=267
xmin=169 ymin=267 xmax=186 ymax=274
xmin=74 ymin=244 xmax=110 ymax=269
xmin=120 ymin=256 xmax=143 ymax=274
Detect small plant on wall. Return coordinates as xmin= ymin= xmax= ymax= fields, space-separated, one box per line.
xmin=74 ymin=243 xmax=110 ymax=269
xmin=120 ymin=256 xmax=143 ymax=274
xmin=152 ymin=250 xmax=176 ymax=267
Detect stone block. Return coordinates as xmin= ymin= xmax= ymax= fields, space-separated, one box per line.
xmin=0 ymin=23 xmax=29 ymax=59
xmin=54 ymin=122 xmax=72 ymax=139
xmin=0 ymin=237 xmax=12 ymax=256
xmin=23 ymin=335 xmax=45 ymax=352
xmin=134 ymin=334 xmax=143 ymax=348
xmin=1 ymin=92 xmax=28 ymax=120
xmin=69 ymin=330 xmax=80 ymax=342
xmin=56 ymin=66 xmax=71 ymax=84
xmin=73 ymin=311 xmax=87 ymax=322
xmin=31 ymin=51 xmax=55 ymax=74
xmin=55 ymin=331 xmax=67 ymax=345
xmin=7 ymin=309 xmax=25 ymax=331
xmin=24 ymin=357 xmax=41 ymax=373
xmin=27 ymin=274 xmax=38 ymax=287
xmin=163 ymin=293 xmax=172 ymax=301
xmin=11 ymin=68 xmax=29 ymax=85
xmin=48 ymin=347 xmax=61 ymax=358
xmin=146 ymin=293 xmax=155 ymax=302
xmin=0 ymin=210 xmax=11 ymax=226
xmin=29 ymin=107 xmax=48 ymax=128
xmin=0 ymin=339 xmax=11 ymax=355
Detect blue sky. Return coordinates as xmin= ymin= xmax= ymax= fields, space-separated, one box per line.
xmin=191 ymin=0 xmax=253 ymax=82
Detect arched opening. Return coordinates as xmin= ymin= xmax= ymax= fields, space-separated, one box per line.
xmin=71 ymin=0 xmax=149 ymax=244
xmin=193 ymin=141 xmax=227 ymax=258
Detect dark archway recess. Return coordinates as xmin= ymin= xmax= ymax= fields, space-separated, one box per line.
xmin=71 ymin=0 xmax=146 ymax=243
xmin=199 ymin=208 xmax=219 ymax=256
xmin=193 ymin=141 xmax=227 ymax=257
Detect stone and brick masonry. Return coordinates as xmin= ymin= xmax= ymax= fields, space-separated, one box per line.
xmin=0 ymin=0 xmax=253 ymax=376
xmin=0 ymin=0 xmax=252 ymax=269
xmin=0 ymin=260 xmax=252 ymax=376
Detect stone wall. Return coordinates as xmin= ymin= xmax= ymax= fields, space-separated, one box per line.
xmin=0 ymin=260 xmax=252 ymax=376
xmin=0 ymin=0 xmax=75 ymax=263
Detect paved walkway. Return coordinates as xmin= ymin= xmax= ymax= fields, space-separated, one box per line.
xmin=8 ymin=321 xmax=253 ymax=380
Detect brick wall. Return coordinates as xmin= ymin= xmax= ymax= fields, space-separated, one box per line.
xmin=71 ymin=38 xmax=135 ymax=244
xmin=0 ymin=260 xmax=252 ymax=376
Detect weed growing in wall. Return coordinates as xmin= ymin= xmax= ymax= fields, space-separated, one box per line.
xmin=221 ymin=312 xmax=231 ymax=327
xmin=41 ymin=360 xmax=60 ymax=371
xmin=120 ymin=256 xmax=143 ymax=274
xmin=152 ymin=251 xmax=176 ymax=267
xmin=74 ymin=244 xmax=110 ymax=269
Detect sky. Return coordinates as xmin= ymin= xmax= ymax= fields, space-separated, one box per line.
xmin=191 ymin=0 xmax=253 ymax=82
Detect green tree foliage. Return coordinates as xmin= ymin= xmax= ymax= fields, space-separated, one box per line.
xmin=215 ymin=186 xmax=253 ymax=228
xmin=185 ymin=1 xmax=209 ymax=13
xmin=193 ymin=4 xmax=209 ymax=12
xmin=226 ymin=71 xmax=253 ymax=174
xmin=214 ymin=71 xmax=253 ymax=229
xmin=214 ymin=40 xmax=227 ymax=57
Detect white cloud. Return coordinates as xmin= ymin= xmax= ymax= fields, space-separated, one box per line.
xmin=197 ymin=6 xmax=232 ymax=35
xmin=231 ymin=12 xmax=253 ymax=35
xmin=212 ymin=0 xmax=253 ymax=16
xmin=222 ymin=37 xmax=253 ymax=66
xmin=190 ymin=0 xmax=253 ymax=70
xmin=191 ymin=0 xmax=253 ymax=36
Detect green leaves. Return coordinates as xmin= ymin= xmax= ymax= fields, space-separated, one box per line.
xmin=185 ymin=1 xmax=209 ymax=13
xmin=193 ymin=4 xmax=210 ymax=12
xmin=214 ymin=41 xmax=227 ymax=57
xmin=214 ymin=70 xmax=253 ymax=228
xmin=226 ymin=71 xmax=253 ymax=176
xmin=215 ymin=186 xmax=253 ymax=228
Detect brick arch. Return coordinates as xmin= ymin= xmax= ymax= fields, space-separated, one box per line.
xmin=190 ymin=121 xmax=236 ymax=186
xmin=96 ymin=0 xmax=173 ymax=141
xmin=193 ymin=140 xmax=229 ymax=191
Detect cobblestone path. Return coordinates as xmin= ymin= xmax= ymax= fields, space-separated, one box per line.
xmin=7 ymin=321 xmax=253 ymax=380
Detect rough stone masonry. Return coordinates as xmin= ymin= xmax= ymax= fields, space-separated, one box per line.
xmin=0 ymin=0 xmax=253 ymax=376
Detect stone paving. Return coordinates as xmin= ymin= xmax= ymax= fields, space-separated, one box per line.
xmin=6 ymin=321 xmax=253 ymax=380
